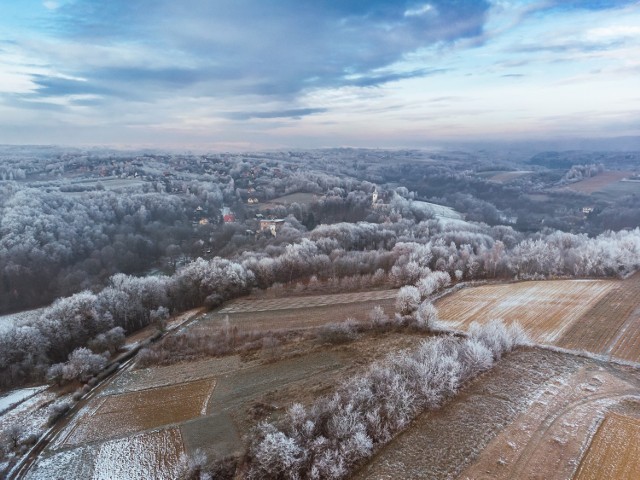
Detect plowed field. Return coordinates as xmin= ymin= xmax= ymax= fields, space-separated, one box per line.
xmin=436 ymin=274 xmax=640 ymax=362
xmin=436 ymin=279 xmax=615 ymax=343
xmin=573 ymin=412 xmax=640 ymax=480
xmin=56 ymin=378 xmax=215 ymax=447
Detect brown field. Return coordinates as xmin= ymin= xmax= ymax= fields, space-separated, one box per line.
xmin=489 ymin=171 xmax=532 ymax=183
xmin=57 ymin=378 xmax=215 ymax=447
xmin=355 ymin=349 xmax=640 ymax=480
xmin=556 ymin=277 xmax=640 ymax=359
xmin=573 ymin=412 xmax=640 ymax=480
xmin=436 ymin=279 xmax=615 ymax=343
xmin=437 ymin=275 xmax=640 ymax=363
xmin=198 ymin=290 xmax=397 ymax=333
xmin=563 ymin=171 xmax=631 ymax=194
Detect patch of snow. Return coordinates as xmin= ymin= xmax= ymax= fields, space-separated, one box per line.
xmin=92 ymin=428 xmax=184 ymax=480
xmin=0 ymin=386 xmax=47 ymax=413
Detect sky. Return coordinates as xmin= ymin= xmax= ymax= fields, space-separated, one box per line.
xmin=0 ymin=0 xmax=639 ymax=150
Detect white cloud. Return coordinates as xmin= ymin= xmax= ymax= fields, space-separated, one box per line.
xmin=588 ymin=25 xmax=640 ymax=40
xmin=404 ymin=4 xmax=435 ymax=17
xmin=43 ymin=1 xmax=60 ymax=10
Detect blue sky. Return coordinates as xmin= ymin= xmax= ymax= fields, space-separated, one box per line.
xmin=0 ymin=0 xmax=639 ymax=149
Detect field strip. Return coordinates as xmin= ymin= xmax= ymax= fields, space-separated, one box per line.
xmin=58 ymin=378 xmax=215 ymax=447
xmin=573 ymin=412 xmax=640 ymax=480
xmin=217 ymin=289 xmax=396 ymax=313
xmin=609 ymin=304 xmax=640 ymax=363
xmin=558 ymin=274 xmax=640 ymax=357
xmin=435 ymin=279 xmax=616 ymax=344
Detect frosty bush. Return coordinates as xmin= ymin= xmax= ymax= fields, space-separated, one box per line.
xmin=368 ymin=305 xmax=390 ymax=328
xmin=47 ymin=347 xmax=109 ymax=385
xmin=317 ymin=319 xmax=359 ymax=344
xmin=468 ymin=319 xmax=529 ymax=360
xmin=395 ymin=286 xmax=420 ymax=316
xmin=415 ymin=301 xmax=438 ymax=328
xmin=246 ymin=320 xmax=525 ymax=479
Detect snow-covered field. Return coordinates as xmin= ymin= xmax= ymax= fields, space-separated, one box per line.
xmin=0 ymin=386 xmax=46 ymax=413
xmin=26 ymin=428 xmax=185 ymax=480
xmin=0 ymin=388 xmax=61 ymax=439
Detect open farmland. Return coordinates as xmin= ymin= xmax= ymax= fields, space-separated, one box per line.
xmin=436 ymin=274 xmax=640 ymax=362
xmin=24 ymin=284 xmax=434 ymax=479
xmin=573 ymin=412 xmax=640 ymax=480
xmin=196 ymin=289 xmax=397 ymax=333
xmin=561 ymin=171 xmax=634 ymax=194
xmin=355 ymin=349 xmax=640 ymax=480
xmin=436 ymin=279 xmax=616 ymax=343
xmin=55 ymin=378 xmax=215 ymax=448
xmin=25 ymin=428 xmax=185 ymax=480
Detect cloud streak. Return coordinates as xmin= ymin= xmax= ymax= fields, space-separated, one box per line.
xmin=0 ymin=0 xmax=639 ymax=146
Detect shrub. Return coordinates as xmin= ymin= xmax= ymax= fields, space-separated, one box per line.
xmin=317 ymin=319 xmax=359 ymax=344
xmin=395 ymin=286 xmax=420 ymax=316
xmin=368 ymin=305 xmax=390 ymax=328
xmin=47 ymin=400 xmax=73 ymax=426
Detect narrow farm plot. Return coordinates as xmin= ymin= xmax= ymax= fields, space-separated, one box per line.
xmin=199 ymin=289 xmax=397 ymax=333
xmin=217 ymin=290 xmax=396 ymax=313
xmin=436 ymin=279 xmax=616 ymax=343
xmin=57 ymin=378 xmax=215 ymax=447
xmin=92 ymin=428 xmax=185 ymax=480
xmin=556 ymin=277 xmax=640 ymax=358
xmin=102 ymin=356 xmax=240 ymax=396
xmin=573 ymin=412 xmax=640 ymax=480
